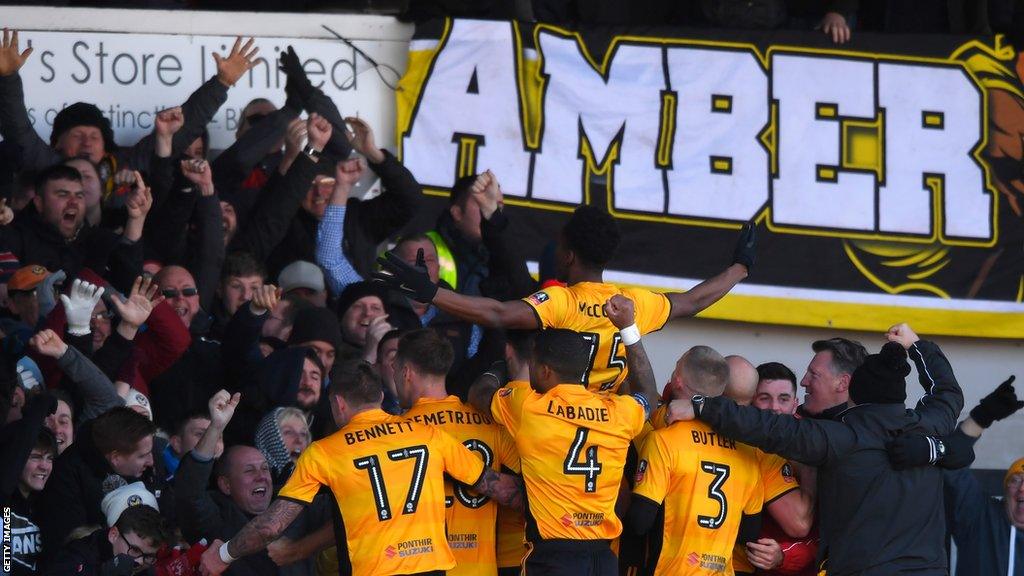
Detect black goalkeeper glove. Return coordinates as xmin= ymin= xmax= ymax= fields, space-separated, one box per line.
xmin=969 ymin=375 xmax=1023 ymax=428
xmin=886 ymin=434 xmax=944 ymax=470
xmin=732 ymin=221 xmax=756 ymax=270
xmin=373 ymin=249 xmax=439 ymax=304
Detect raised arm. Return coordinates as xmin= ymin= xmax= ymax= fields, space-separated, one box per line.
xmin=374 ymin=250 xmax=539 ymax=329
xmin=31 ymin=329 xmax=123 ymax=422
xmin=316 ymin=158 xmax=365 ymax=296
xmin=343 ymin=117 xmax=420 ymax=247
xmin=0 ymin=30 xmax=61 ymax=169
xmin=885 ymin=323 xmax=964 ymax=436
xmin=175 ymin=390 xmax=237 ymax=543
xmin=666 ymin=223 xmax=754 ymax=318
xmin=605 ymin=294 xmax=658 ymax=412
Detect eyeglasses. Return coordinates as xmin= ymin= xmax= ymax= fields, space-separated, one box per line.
xmin=91 ymin=311 xmax=115 ymax=322
xmin=161 ymin=287 xmax=198 ymax=298
xmin=119 ymin=532 xmax=158 ymax=565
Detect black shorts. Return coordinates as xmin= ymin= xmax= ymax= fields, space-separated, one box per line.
xmin=498 ymin=568 xmax=521 ymax=576
xmin=522 ymin=539 xmax=616 ymax=576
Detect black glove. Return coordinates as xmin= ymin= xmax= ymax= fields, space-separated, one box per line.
xmin=969 ymin=375 xmax=1023 ymax=428
xmin=279 ymin=46 xmax=316 ymax=110
xmin=100 ymin=553 xmax=136 ymax=576
xmin=732 ymin=221 xmax=756 ymax=270
xmin=886 ymin=433 xmax=942 ymax=470
xmin=373 ymin=249 xmax=439 ymax=304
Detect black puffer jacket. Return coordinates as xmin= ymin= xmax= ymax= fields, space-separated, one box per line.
xmin=698 ymin=340 xmax=963 ymax=576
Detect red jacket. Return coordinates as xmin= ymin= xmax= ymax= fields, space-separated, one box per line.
xmin=34 ymin=270 xmax=190 ymax=395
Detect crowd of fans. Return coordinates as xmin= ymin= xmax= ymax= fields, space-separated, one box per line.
xmin=0 ymin=13 xmax=1021 ymax=576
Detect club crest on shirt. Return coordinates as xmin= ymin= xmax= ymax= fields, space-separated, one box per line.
xmin=634 ymin=459 xmax=648 ymax=485
xmin=527 ymin=291 xmax=549 ymax=305
xmin=782 ymin=463 xmax=795 ymax=482
xmin=498 ymin=387 xmax=513 ymax=397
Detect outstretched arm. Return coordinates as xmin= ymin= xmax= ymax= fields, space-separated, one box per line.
xmin=374 ymin=251 xmax=540 ymax=329
xmin=434 ymin=289 xmax=539 ymax=329
xmin=666 ymin=264 xmax=748 ymax=318
xmin=201 ymin=499 xmax=307 ymax=575
xmin=667 ymin=222 xmax=754 ymax=319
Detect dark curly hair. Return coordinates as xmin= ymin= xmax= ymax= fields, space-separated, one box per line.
xmin=562 ymin=206 xmax=621 ymax=269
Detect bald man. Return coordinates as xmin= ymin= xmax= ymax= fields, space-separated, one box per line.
xmin=725 ymin=355 xmax=759 ymax=407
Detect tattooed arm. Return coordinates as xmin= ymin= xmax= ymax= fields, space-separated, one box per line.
xmin=228 ymin=499 xmax=305 ymax=557
xmin=473 ymin=469 xmax=525 ymax=512
xmin=200 ymin=499 xmax=306 ymax=575
xmin=605 ymin=294 xmax=659 ymax=413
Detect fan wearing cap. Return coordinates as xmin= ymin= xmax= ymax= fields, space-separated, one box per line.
xmin=887 ymin=376 xmax=1024 ymax=575
xmin=665 ymin=323 xmax=964 ymax=575
xmin=278 ymin=260 xmax=328 ymax=308
xmin=4 ymin=264 xmax=48 ymax=328
xmin=47 ymin=482 xmax=173 ymax=576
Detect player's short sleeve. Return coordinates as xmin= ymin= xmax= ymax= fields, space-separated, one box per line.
xmin=629 ymin=288 xmax=671 ymax=333
xmin=435 ymin=427 xmax=487 ymax=487
xmin=490 ymin=382 xmax=529 ymax=435
xmin=613 ymin=394 xmax=648 ymax=438
xmin=495 ymin=428 xmax=521 ymax=474
xmin=759 ymin=452 xmax=800 ymax=504
xmin=521 ymin=286 xmax=570 ymax=328
xmin=633 ymin=431 xmax=671 ymax=505
xmin=279 ymin=442 xmax=327 ymax=504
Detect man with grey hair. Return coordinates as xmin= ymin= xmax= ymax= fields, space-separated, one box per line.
xmin=800 ymin=337 xmax=868 ymax=416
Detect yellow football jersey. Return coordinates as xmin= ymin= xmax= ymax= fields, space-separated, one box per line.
xmin=491 ymin=380 xmax=646 ymax=541
xmin=522 ymin=282 xmax=671 ymax=394
xmin=279 ymin=409 xmax=485 ymax=576
xmin=731 ymin=450 xmax=800 ymax=574
xmin=403 ymin=396 xmax=520 ymax=576
xmin=634 ymin=420 xmax=763 ymax=576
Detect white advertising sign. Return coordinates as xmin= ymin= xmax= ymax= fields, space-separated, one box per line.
xmin=12 ymin=30 xmax=407 ymax=151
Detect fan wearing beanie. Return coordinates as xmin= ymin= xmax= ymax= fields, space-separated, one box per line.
xmin=848 ymin=341 xmax=912 ymax=406
xmin=661 ymin=323 xmax=964 ymax=575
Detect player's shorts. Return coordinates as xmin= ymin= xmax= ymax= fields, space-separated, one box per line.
xmin=498 ymin=568 xmax=521 ymax=576
xmin=522 ymin=539 xmax=616 ymax=576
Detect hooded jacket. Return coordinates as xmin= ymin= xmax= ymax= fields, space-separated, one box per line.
xmin=696 ymin=340 xmax=962 ymax=576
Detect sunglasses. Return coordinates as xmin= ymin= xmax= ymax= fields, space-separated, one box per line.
xmin=161 ymin=287 xmax=198 ymax=298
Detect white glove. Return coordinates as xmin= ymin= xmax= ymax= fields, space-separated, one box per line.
xmin=60 ymin=279 xmax=105 ymax=336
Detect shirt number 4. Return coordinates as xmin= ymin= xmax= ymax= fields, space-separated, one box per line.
xmin=563 ymin=427 xmax=603 ymax=493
